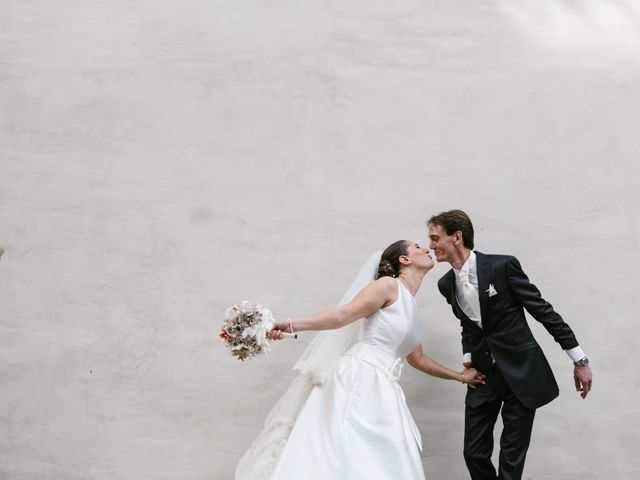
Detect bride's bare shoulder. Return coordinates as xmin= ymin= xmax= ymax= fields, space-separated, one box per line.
xmin=372 ymin=276 xmax=397 ymax=292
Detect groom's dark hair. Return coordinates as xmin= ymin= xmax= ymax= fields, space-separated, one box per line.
xmin=427 ymin=210 xmax=475 ymax=249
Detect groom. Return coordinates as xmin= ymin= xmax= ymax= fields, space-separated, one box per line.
xmin=427 ymin=210 xmax=592 ymax=480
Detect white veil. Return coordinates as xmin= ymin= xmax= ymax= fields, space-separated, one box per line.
xmin=234 ymin=250 xmax=383 ymax=480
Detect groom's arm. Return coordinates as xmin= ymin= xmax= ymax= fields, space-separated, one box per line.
xmin=460 ymin=326 xmax=473 ymax=360
xmin=506 ymin=256 xmax=579 ymax=350
xmin=507 ymin=256 xmax=592 ymax=398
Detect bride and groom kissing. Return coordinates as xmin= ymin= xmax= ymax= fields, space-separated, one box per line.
xmin=235 ymin=209 xmax=593 ymax=480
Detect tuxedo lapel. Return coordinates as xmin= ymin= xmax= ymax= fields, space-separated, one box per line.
xmin=475 ymin=251 xmax=491 ymax=327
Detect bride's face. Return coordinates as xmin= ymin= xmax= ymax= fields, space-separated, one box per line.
xmin=403 ymin=241 xmax=434 ymax=271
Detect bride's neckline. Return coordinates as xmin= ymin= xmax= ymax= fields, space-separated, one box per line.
xmin=398 ymin=278 xmax=417 ymax=299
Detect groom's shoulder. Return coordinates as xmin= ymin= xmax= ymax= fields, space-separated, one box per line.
xmin=476 ymin=251 xmax=518 ymax=268
xmin=479 ymin=252 xmax=513 ymax=261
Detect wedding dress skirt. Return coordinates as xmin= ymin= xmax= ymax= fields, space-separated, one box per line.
xmin=236 ymin=280 xmax=425 ymax=480
xmin=270 ymin=342 xmax=424 ymax=479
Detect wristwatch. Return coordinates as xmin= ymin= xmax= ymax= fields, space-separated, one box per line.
xmin=573 ymin=357 xmax=589 ymax=367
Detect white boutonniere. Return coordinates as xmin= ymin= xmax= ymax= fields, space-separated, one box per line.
xmin=486 ymin=284 xmax=498 ymax=297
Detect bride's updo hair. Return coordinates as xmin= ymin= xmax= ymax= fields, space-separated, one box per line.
xmin=377 ymin=240 xmax=409 ymax=279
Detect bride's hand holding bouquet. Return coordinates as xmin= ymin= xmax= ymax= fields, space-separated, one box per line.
xmin=267 ymin=319 xmax=296 ymax=341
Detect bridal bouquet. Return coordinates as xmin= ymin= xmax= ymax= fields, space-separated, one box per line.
xmin=219 ymin=301 xmax=296 ymax=361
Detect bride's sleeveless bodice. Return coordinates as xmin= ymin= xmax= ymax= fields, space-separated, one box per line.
xmin=360 ymin=280 xmax=421 ymax=358
xmin=345 ymin=280 xmax=421 ymax=381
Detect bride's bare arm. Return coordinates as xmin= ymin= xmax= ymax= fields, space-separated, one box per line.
xmin=406 ymin=345 xmax=485 ymax=388
xmin=270 ymin=277 xmax=398 ymax=334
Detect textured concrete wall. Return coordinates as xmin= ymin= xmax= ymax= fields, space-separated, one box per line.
xmin=1 ymin=1 xmax=638 ymax=479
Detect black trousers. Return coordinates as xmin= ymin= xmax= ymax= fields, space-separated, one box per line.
xmin=463 ymin=366 xmax=536 ymax=480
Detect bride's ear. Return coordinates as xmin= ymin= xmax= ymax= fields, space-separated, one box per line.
xmin=399 ymin=255 xmax=410 ymax=265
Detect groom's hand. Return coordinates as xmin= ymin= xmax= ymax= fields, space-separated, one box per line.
xmin=574 ymin=365 xmax=593 ymax=399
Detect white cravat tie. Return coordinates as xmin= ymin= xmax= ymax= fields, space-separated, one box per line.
xmin=457 ymin=269 xmax=481 ymax=324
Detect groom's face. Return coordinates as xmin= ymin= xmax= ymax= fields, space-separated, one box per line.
xmin=427 ymin=224 xmax=456 ymax=264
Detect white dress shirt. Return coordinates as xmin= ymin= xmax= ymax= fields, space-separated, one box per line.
xmin=453 ymin=251 xmax=481 ymax=328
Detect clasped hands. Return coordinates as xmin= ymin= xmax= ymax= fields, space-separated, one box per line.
xmin=461 ymin=362 xmax=486 ymax=388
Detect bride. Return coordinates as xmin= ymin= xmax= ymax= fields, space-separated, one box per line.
xmin=235 ymin=240 xmax=485 ymax=479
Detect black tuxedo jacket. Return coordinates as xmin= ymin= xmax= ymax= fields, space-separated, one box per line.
xmin=437 ymin=252 xmax=579 ymax=410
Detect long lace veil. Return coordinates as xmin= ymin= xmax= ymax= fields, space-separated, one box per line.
xmin=234 ymin=250 xmax=383 ymax=480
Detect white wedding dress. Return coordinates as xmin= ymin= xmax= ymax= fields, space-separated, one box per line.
xmin=242 ymin=279 xmax=425 ymax=480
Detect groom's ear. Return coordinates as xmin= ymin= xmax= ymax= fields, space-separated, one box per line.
xmin=453 ymin=231 xmax=463 ymax=245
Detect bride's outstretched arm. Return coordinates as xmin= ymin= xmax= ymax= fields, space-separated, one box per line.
xmin=407 ymin=345 xmax=485 ymax=388
xmin=269 ymin=276 xmax=398 ymax=336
